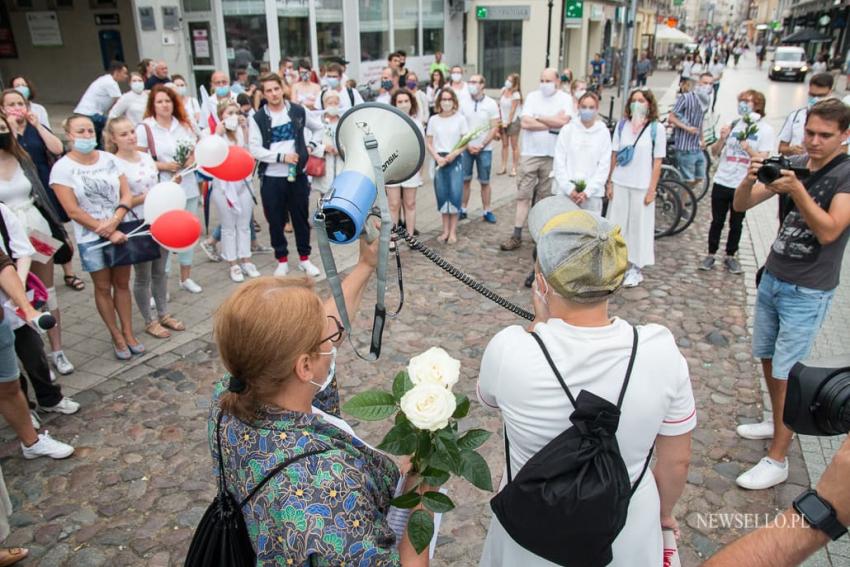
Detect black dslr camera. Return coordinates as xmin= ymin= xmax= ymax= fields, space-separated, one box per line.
xmin=784 ymin=360 xmax=850 ymax=436
xmin=757 ymin=156 xmax=810 ymax=185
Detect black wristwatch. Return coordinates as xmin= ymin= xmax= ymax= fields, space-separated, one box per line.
xmin=793 ymin=489 xmax=848 ymax=541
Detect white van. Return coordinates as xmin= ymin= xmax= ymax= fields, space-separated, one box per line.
xmin=769 ymin=46 xmax=809 ymax=82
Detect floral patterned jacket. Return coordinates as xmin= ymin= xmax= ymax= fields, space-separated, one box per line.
xmin=208 ymin=380 xmax=402 ymax=566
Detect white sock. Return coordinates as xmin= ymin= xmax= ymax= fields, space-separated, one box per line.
xmin=765 ymin=456 xmax=787 ymax=467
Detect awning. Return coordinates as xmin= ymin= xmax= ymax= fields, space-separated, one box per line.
xmin=655 ymin=26 xmax=695 ymax=43
xmin=781 ymin=28 xmax=833 ymax=43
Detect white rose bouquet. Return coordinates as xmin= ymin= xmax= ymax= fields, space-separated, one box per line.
xmin=173 ymin=138 xmax=195 ymax=168
xmin=343 ymin=347 xmax=492 ymax=553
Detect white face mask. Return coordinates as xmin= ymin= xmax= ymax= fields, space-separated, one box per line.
xmin=468 ymin=84 xmax=480 ymax=96
xmin=440 ymin=100 xmax=454 ymax=112
xmin=396 ymin=102 xmax=412 ymax=114
xmin=504 ymin=80 xmax=513 ymax=89
xmin=450 ymin=72 xmax=463 ymax=83
xmin=310 ymin=346 xmax=337 ymax=391
xmin=223 ymin=115 xmax=239 ymax=130
xmin=540 ymin=83 xmax=556 ymax=97
xmin=324 ymin=106 xmax=340 ymax=117
xmin=574 ymin=89 xmax=586 ymax=99
xmin=130 ymin=81 xmax=144 ymax=94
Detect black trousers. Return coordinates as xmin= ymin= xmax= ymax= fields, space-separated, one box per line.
xmin=14 ymin=325 xmax=62 ymax=408
xmin=708 ymin=183 xmax=746 ymax=256
xmin=260 ymin=174 xmax=312 ymax=260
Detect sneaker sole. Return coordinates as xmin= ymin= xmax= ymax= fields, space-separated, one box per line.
xmin=23 ymin=448 xmax=75 ymax=460
xmin=736 ymin=430 xmax=774 ymax=440
xmin=698 ymin=265 xmax=714 ymax=271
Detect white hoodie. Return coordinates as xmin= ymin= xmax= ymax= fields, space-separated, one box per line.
xmin=553 ymin=118 xmax=612 ymax=200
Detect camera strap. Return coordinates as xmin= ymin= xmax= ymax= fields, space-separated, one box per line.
xmin=314 ymin=132 xmax=392 ymax=362
xmin=781 ymin=153 xmax=850 ymax=219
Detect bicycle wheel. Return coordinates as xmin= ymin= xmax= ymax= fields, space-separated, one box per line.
xmin=692 ymin=149 xmax=711 ymax=202
xmin=661 ymin=178 xmax=697 ymax=236
xmin=654 ymin=182 xmax=682 ymax=239
xmin=660 ymin=164 xmax=684 ymax=182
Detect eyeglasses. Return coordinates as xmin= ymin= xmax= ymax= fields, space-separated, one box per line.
xmin=319 ymin=315 xmax=345 ymax=345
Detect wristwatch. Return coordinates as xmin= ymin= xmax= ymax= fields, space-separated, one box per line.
xmin=793 ymin=489 xmax=848 ymax=541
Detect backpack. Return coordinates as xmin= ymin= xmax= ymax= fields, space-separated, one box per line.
xmin=184 ymin=412 xmax=327 ymax=567
xmin=615 ymin=119 xmax=657 ymax=167
xmin=489 ymin=327 xmax=654 ymax=567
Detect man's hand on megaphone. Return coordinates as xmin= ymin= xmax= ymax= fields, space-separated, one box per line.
xmin=358 ymin=217 xmax=382 ymax=269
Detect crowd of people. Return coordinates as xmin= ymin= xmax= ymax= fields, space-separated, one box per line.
xmin=0 ymin=45 xmax=849 ymax=566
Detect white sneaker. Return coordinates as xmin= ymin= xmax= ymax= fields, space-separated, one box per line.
xmin=737 ymin=420 xmax=774 ymax=440
xmin=22 ymin=431 xmax=75 ymax=460
xmin=30 ymin=410 xmax=40 ymax=430
xmin=273 ymin=262 xmax=290 ymax=277
xmin=229 ymin=265 xmax=245 ymax=283
xmin=622 ymin=269 xmax=639 ymax=288
xmin=299 ymin=259 xmax=321 ymax=277
xmin=180 ymin=278 xmax=203 ymax=294
xmin=736 ymin=457 xmax=789 ymax=490
xmin=241 ymin=263 xmax=261 ymax=278
xmin=50 ymin=351 xmax=75 ymax=375
xmin=41 ymin=397 xmax=80 ymax=415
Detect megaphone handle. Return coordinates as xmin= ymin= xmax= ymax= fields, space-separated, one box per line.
xmin=370 ymin=305 xmax=386 ymax=358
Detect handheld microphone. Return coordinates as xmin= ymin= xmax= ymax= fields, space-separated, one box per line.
xmin=33 ymin=312 xmax=56 ymax=331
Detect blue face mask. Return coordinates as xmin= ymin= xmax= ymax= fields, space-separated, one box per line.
xmin=73 ymin=138 xmax=97 ymax=154
xmin=310 ymin=346 xmax=337 ymax=391
xmin=808 ymin=95 xmax=824 ymax=108
xmin=737 ymin=101 xmax=752 ymax=116
xmin=579 ymin=108 xmax=597 ymax=122
xmin=215 ymin=86 xmax=230 ymax=98
xmin=326 ymin=77 xmax=340 ymax=89
xmin=14 ymin=86 xmax=30 ymax=100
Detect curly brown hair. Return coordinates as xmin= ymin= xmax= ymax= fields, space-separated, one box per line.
xmin=623 ymin=88 xmax=659 ymax=122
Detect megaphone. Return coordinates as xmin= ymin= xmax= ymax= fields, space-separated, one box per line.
xmin=318 ymin=102 xmax=425 ymax=244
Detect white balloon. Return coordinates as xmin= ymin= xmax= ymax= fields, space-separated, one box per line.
xmin=143 ymin=182 xmax=187 ymax=224
xmin=195 ymin=135 xmax=229 ymax=168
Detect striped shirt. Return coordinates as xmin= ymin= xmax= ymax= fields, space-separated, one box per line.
xmin=672 ymin=92 xmax=706 ymax=152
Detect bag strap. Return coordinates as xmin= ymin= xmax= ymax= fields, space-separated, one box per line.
xmin=630 ymin=443 xmax=655 ymax=496
xmin=503 ymin=425 xmax=513 ymax=483
xmin=347 ymin=87 xmax=355 ymax=107
xmin=142 ymin=123 xmax=157 ymax=161
xmin=615 ymin=326 xmax=640 ymax=410
xmin=529 ymin=331 xmax=577 ymax=407
xmin=780 ymin=153 xmax=850 ymax=219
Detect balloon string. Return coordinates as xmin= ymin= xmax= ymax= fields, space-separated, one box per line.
xmin=86 ymin=230 xmax=152 ymax=251
xmin=177 ymin=164 xmax=199 ymax=178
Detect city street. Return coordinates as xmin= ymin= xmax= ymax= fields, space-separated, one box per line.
xmin=0 ymin=52 xmax=848 ymax=566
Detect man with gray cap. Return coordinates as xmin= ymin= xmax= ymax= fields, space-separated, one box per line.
xmin=478 ymin=197 xmax=695 ymax=566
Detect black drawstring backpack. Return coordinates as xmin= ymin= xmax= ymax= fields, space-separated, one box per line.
xmin=490 ymin=327 xmax=654 ymax=567
xmin=185 ymin=413 xmax=326 ymax=567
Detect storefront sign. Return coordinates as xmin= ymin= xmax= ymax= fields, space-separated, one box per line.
xmin=94 ymin=13 xmax=120 ymax=25
xmin=26 ymin=11 xmax=63 ymax=47
xmin=193 ymin=29 xmax=210 ymax=58
xmin=476 ymin=5 xmax=531 ymax=20
xmin=0 ymin=1 xmax=17 ymax=58
xmin=565 ymin=0 xmax=583 ymax=19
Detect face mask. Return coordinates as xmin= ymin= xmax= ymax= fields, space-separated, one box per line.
xmin=130 ymin=81 xmax=144 ymax=94
xmin=14 ymin=86 xmax=30 ymax=100
xmin=695 ymin=86 xmax=712 ymax=106
xmin=533 ymin=275 xmax=550 ymax=306
xmin=579 ymin=108 xmax=597 ymax=122
xmin=381 ymin=79 xmax=394 ymax=91
xmin=324 ymin=106 xmax=340 ymax=117
xmin=0 ymin=132 xmax=11 ymax=151
xmin=223 ymin=115 xmax=239 ymax=130
xmin=73 ymin=138 xmax=97 ymax=154
xmin=540 ymin=83 xmax=556 ymax=97
xmin=451 ymin=72 xmax=463 ymax=83
xmin=300 ymin=71 xmax=311 ymax=82
xmin=326 ymin=77 xmax=340 ymax=89
xmin=574 ymin=89 xmax=586 ymax=99
xmin=808 ymin=95 xmax=824 ymax=108
xmin=406 ymin=80 xmax=417 ymax=90
xmin=310 ymin=346 xmax=336 ymax=391
xmin=630 ymin=101 xmax=648 ymax=120
xmin=215 ymin=86 xmax=230 ymax=98
xmin=504 ymin=80 xmax=513 ymax=89
xmin=737 ymin=101 xmax=752 ymax=116
xmin=440 ymin=100 xmax=454 ymax=112
xmin=175 ymin=85 xmax=187 ymax=97
xmin=396 ymin=102 xmax=411 ymax=113
xmin=468 ymin=85 xmax=479 ymax=96
xmin=560 ymin=74 xmax=570 ymax=83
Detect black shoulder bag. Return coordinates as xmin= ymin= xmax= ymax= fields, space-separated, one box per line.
xmin=184 ymin=412 xmax=327 ymax=567
xmin=100 ymin=209 xmax=161 ymax=268
xmin=490 ymin=327 xmax=654 ymax=567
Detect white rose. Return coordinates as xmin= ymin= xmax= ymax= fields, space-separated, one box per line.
xmin=399 ymin=383 xmax=457 ymax=432
xmin=407 ymin=347 xmax=461 ymax=390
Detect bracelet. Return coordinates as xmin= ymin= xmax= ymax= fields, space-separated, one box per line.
xmin=115 ymin=204 xmax=131 ymax=214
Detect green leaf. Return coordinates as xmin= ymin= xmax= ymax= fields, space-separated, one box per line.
xmin=407 ymin=510 xmax=434 ymax=554
xmin=432 ymin=435 xmax=462 ymax=475
xmin=422 ymin=491 xmax=455 ymax=513
xmin=342 ymin=391 xmax=397 ymax=421
xmin=459 ymin=450 xmax=493 ymax=491
xmin=392 ymin=371 xmax=414 ymax=401
xmin=457 ymin=429 xmax=491 ymax=451
xmin=420 ymin=466 xmax=450 ymax=487
xmin=391 ymin=490 xmax=421 ymax=509
xmin=377 ymin=423 xmax=417 ymax=455
xmin=395 ymin=411 xmax=408 ymax=426
xmin=452 ymin=394 xmax=470 ymax=419
xmin=416 ymin=430 xmax=433 ymax=461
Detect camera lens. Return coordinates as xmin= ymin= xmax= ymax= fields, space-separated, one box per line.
xmin=816 ymin=370 xmax=850 ymax=435
xmin=757 ymin=164 xmax=782 ymax=185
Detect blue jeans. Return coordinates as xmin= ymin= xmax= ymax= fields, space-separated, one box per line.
xmin=462 ymin=150 xmax=493 ymax=183
xmin=434 ymin=154 xmax=463 ymax=214
xmin=676 ymin=149 xmax=706 ymax=182
xmin=752 ymin=270 xmax=834 ymax=379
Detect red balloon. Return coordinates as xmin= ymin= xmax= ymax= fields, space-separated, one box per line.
xmin=150 ymin=210 xmax=202 ymax=251
xmin=201 ymin=146 xmax=255 ymax=181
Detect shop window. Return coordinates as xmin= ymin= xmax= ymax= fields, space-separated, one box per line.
xmin=479 ymin=20 xmax=522 ymax=89
xmin=182 ymin=0 xmax=211 ymax=10
xmin=394 ymin=0 xmax=418 ymax=56
xmin=222 ymin=1 xmax=269 ymax=79
xmin=360 ymin=0 xmax=390 ymax=61
xmin=422 ymin=0 xmax=444 ymax=55
xmin=316 ymin=0 xmax=344 ymax=64
xmin=278 ymin=2 xmax=311 ymax=63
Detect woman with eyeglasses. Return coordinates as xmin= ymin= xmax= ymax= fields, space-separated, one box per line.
xmin=605 ymin=88 xmax=666 ymax=289
xmin=207 ymin=233 xmax=431 ymax=566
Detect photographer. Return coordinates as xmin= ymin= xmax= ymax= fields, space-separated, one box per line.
xmin=732 ymin=99 xmax=850 ymax=491
xmin=704 ymin=436 xmax=850 ymax=566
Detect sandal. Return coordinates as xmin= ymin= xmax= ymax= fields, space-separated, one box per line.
xmin=63 ymin=274 xmax=85 ymax=291
xmin=145 ymin=321 xmax=171 ymax=339
xmin=159 ymin=314 xmax=186 ymax=332
xmin=0 ymin=547 xmax=28 ymax=567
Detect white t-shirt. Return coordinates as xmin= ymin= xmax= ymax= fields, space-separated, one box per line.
xmin=499 ymin=90 xmax=522 ymax=126
xmin=477 ymin=317 xmax=696 ymax=567
xmin=136 ymin=117 xmax=199 ymax=198
xmin=0 ymin=202 xmax=35 ymax=260
xmin=681 ymin=60 xmax=695 ymax=78
xmin=611 ymin=120 xmax=667 ymax=189
xmin=114 ymin=152 xmax=158 ymax=218
xmin=713 ymin=116 xmax=776 ymax=188
xmin=708 ymin=62 xmax=724 ymax=79
xmin=108 ymin=91 xmax=148 ymax=126
xmin=460 ymin=95 xmax=499 ymax=150
xmin=315 ymin=86 xmax=365 ymax=114
xmin=49 ymin=152 xmax=123 ymax=244
xmin=248 ymin=107 xmax=293 ymax=178
xmin=426 ymin=112 xmax=469 ymax=154
xmin=520 ymin=90 xmax=574 ymax=157
xmin=74 ymin=74 xmax=122 ymax=116
xmin=778 ymin=107 xmax=807 ymax=148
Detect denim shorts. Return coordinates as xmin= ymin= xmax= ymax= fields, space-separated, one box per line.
xmin=434 ymin=154 xmax=463 ymax=214
xmin=752 ymin=270 xmax=834 ymax=379
xmin=676 ymin=149 xmax=706 ymax=182
xmin=462 ymin=150 xmax=493 ymax=183
xmin=0 ymin=321 xmax=20 ymax=382
xmin=77 ymin=239 xmax=108 ymax=273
